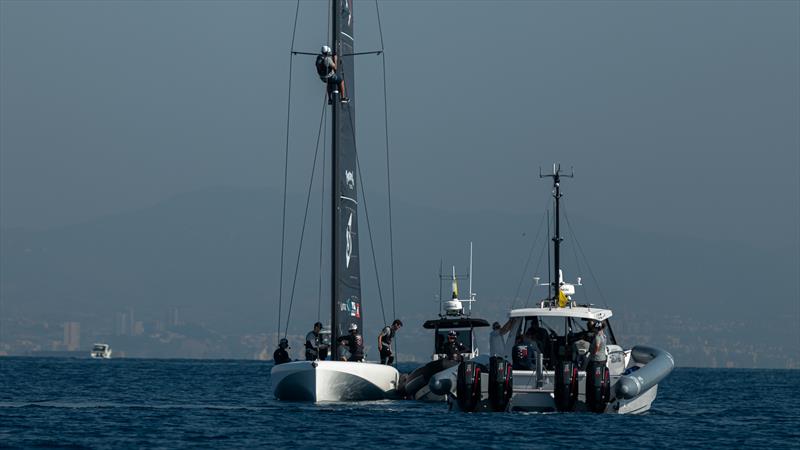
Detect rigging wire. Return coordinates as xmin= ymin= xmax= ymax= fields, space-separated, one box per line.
xmin=562 ymin=199 xmax=588 ymax=304
xmin=345 ymin=105 xmax=389 ymax=328
xmin=510 ymin=210 xmax=548 ymax=309
xmin=284 ymin=95 xmax=329 ymax=337
xmin=318 ymin=0 xmax=332 ymax=326
xmin=277 ymin=0 xmax=302 ymax=347
xmin=374 ymin=0 xmax=399 ymax=364
xmin=524 ymin=225 xmax=550 ymax=308
xmin=318 ymin=0 xmax=330 ymax=321
xmin=562 ymin=201 xmax=608 ymax=308
xmin=317 ymin=109 xmax=328 ymax=323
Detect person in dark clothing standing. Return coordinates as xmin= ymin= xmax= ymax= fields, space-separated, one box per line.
xmin=273 ymin=338 xmax=291 ymax=365
xmin=337 ymin=323 xmax=364 ymax=362
xmin=443 ymin=330 xmax=467 ymax=361
xmin=305 ymin=321 xmax=324 ymax=361
xmin=378 ymin=319 xmax=403 ymax=365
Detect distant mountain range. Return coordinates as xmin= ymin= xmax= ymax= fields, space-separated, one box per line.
xmin=1 ymin=186 xmax=797 ymax=363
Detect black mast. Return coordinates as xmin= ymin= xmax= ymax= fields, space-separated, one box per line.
xmin=329 ymin=0 xmax=338 ymax=361
xmin=540 ymin=164 xmax=573 ymax=303
xmin=330 ymin=0 xmax=361 ymax=360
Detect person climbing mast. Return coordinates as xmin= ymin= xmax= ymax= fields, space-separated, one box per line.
xmin=316 ymin=45 xmax=349 ymax=104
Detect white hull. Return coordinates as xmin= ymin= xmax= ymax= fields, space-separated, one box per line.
xmin=446 ymin=369 xmax=660 ymax=414
xmin=271 ymin=360 xmax=400 ymax=402
xmin=90 ymin=346 xmax=111 ymax=359
xmin=506 ymin=370 xmax=657 ymax=414
xmin=443 ymin=345 xmax=672 ymax=414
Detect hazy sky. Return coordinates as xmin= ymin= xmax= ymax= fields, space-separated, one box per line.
xmin=1 ymin=1 xmax=798 ymax=364
xmin=2 ymin=0 xmax=798 ymax=249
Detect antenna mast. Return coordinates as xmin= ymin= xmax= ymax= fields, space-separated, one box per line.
xmin=468 ymin=241 xmax=473 ymax=314
xmin=540 ymin=163 xmax=573 ymax=303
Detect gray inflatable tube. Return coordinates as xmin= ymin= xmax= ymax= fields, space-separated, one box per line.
xmin=615 ymin=345 xmax=674 ymax=400
xmin=428 ymin=369 xmax=455 ymax=396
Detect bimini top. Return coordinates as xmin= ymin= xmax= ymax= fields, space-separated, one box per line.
xmin=509 ymin=306 xmax=613 ymax=321
xmin=423 ymin=318 xmax=490 ymax=329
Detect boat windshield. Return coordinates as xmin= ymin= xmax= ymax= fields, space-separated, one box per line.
xmin=92 ymin=345 xmax=106 ymax=351
xmin=514 ymin=316 xmax=617 ymax=369
xmin=435 ymin=329 xmax=472 ymax=353
xmin=519 ymin=316 xmax=615 ymax=344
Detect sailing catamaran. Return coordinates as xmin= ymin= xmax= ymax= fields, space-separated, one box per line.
xmin=271 ymin=0 xmax=400 ymax=402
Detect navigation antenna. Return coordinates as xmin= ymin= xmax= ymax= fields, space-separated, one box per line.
xmin=437 ymin=243 xmax=475 ymax=318
xmin=540 ymin=163 xmax=574 ymax=304
xmin=468 ymin=242 xmax=474 ymax=315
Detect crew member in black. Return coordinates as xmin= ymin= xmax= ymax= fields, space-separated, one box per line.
xmin=316 ymin=45 xmax=349 ymax=104
xmin=273 ymin=338 xmax=291 ymax=365
xmin=305 ymin=321 xmax=324 ymax=361
xmin=525 ymin=318 xmax=550 ymax=354
xmin=337 ymin=323 xmax=364 ymax=362
xmin=443 ymin=330 xmax=467 ymax=361
xmin=378 ymin=319 xmax=403 ymax=365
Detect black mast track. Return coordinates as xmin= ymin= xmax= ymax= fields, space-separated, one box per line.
xmin=540 ymin=164 xmax=573 ymax=303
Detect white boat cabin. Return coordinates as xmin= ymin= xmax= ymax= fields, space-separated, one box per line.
xmin=505 ymin=302 xmax=623 ymax=372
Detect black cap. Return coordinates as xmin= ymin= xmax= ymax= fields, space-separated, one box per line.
xmin=314 ymin=322 xmax=323 ymax=329
xmin=448 ymin=330 xmax=457 ymax=337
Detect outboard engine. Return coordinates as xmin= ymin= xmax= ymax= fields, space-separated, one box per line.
xmin=554 ymin=359 xmax=578 ymax=412
xmin=488 ymin=357 xmax=513 ymax=412
xmin=585 ymin=361 xmax=611 ymax=413
xmin=456 ymin=361 xmax=484 ymax=412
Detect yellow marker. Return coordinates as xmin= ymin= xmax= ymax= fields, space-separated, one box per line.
xmin=558 ymin=289 xmax=569 ymax=308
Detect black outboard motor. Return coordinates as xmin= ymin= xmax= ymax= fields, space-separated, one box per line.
xmin=554 ymin=359 xmax=578 ymax=412
xmin=456 ymin=361 xmax=484 ymax=412
xmin=585 ymin=361 xmax=611 ymax=413
xmin=488 ymin=357 xmax=513 ymax=412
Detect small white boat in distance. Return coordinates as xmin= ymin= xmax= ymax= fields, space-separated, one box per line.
xmin=272 ymin=360 xmax=399 ymax=402
xmin=90 ymin=343 xmax=112 ymax=359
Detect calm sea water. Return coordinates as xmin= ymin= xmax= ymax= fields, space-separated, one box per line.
xmin=1 ymin=358 xmax=798 ymax=449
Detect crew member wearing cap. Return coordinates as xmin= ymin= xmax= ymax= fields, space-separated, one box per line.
xmin=305 ymin=321 xmax=324 ymax=361
xmin=589 ymin=320 xmax=608 ymax=364
xmin=273 ymin=338 xmax=291 ymax=365
xmin=337 ymin=323 xmax=364 ymax=362
xmin=378 ymin=319 xmax=403 ymax=365
xmin=443 ymin=330 xmax=467 ymax=361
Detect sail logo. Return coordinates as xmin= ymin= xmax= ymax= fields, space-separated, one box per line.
xmin=342 ymin=0 xmax=352 ymax=27
xmin=345 ymin=170 xmax=354 ymax=190
xmin=340 ymin=297 xmax=360 ymax=318
xmin=345 ymin=213 xmax=353 ymax=268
